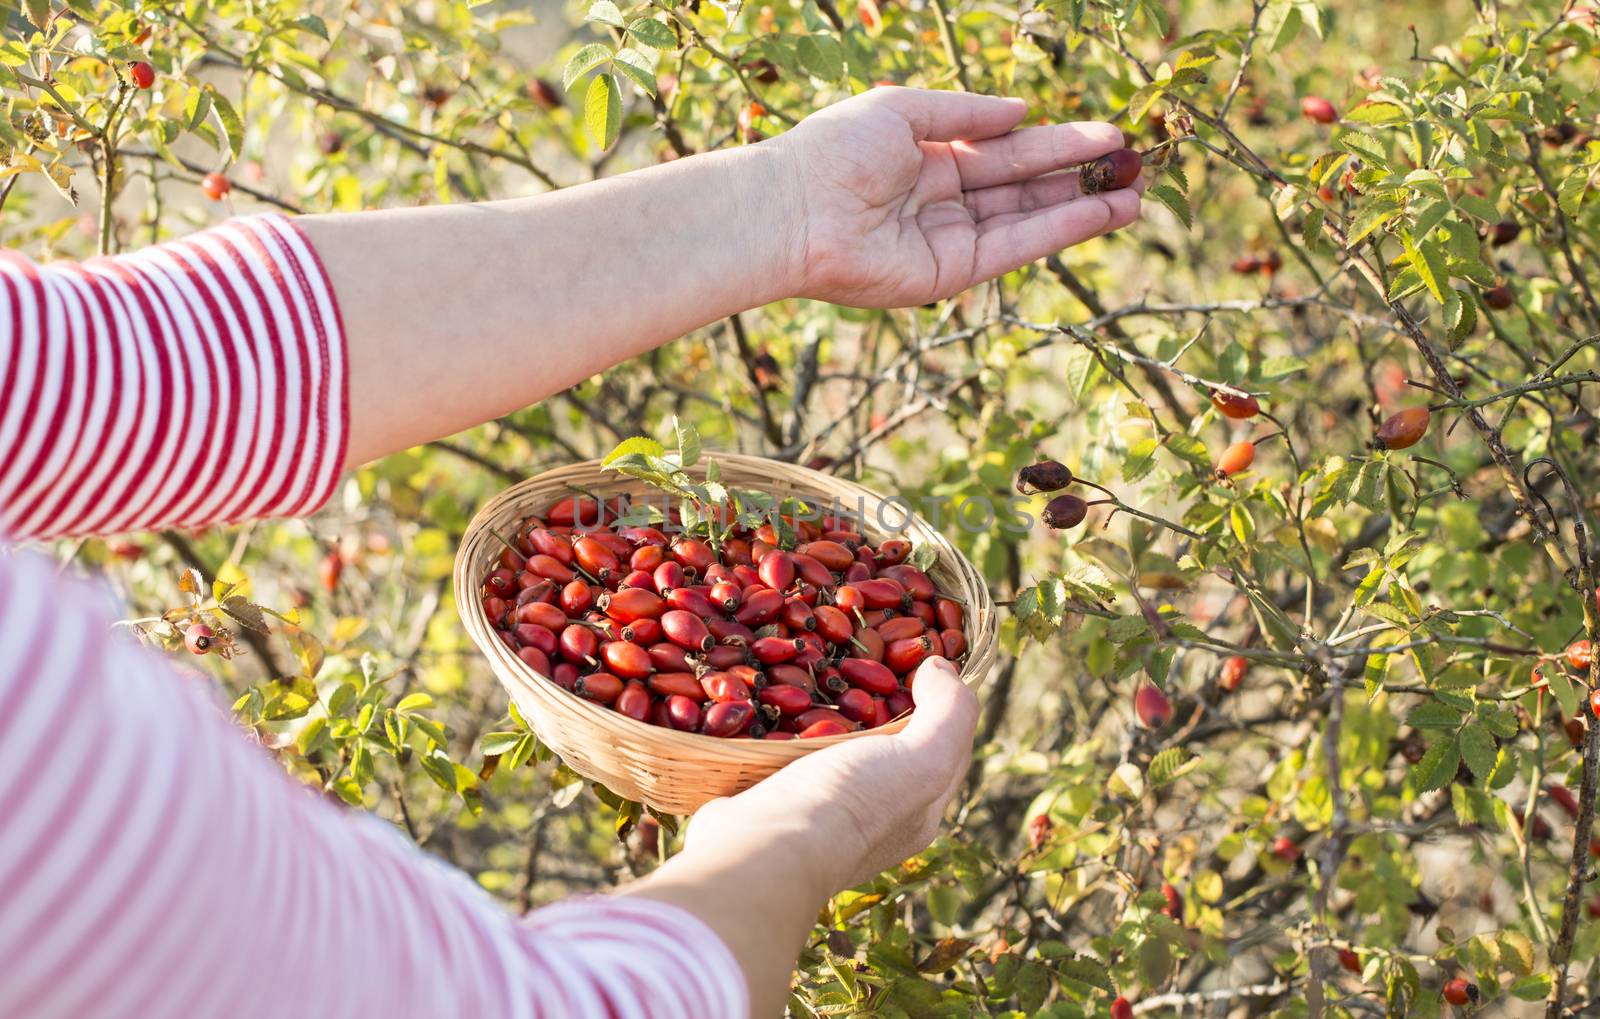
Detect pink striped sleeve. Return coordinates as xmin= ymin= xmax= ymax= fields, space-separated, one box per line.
xmin=0 ymin=214 xmax=347 ymax=540
xmin=0 ymin=547 xmax=750 ymax=1019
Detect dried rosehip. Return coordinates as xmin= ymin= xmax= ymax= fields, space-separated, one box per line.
xmin=1080 ymin=148 xmax=1143 ymax=194
xmin=1042 ymin=494 xmax=1088 ymax=530
xmin=1016 ymin=460 xmax=1073 ymax=494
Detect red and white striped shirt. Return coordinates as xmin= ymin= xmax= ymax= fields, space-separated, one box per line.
xmin=0 ymin=214 xmax=749 ymax=1019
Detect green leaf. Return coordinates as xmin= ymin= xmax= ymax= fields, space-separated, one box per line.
xmin=603 ymin=436 xmax=667 ymax=465
xmin=293 ymin=14 xmax=330 ymax=39
xmin=396 ymin=692 xmax=434 ymax=713
xmin=185 ymin=87 xmax=214 ymax=133
xmin=1412 ymin=737 xmax=1459 ymax=792
xmin=613 ymin=47 xmax=656 ymax=97
xmin=479 ymin=731 xmax=525 ymax=756
xmin=1455 ymin=192 xmax=1500 ymax=222
xmin=1510 ymin=973 xmax=1553 ymax=1001
xmin=24 ymin=0 xmax=50 ymax=29
xmin=628 ymin=17 xmax=677 ymax=49
xmin=584 ymin=72 xmax=623 ymax=150
xmin=1123 ymin=437 xmax=1159 ymax=483
xmin=1163 ymin=433 xmax=1211 ymax=469
xmin=1147 ymin=182 xmax=1192 ymax=229
xmin=1403 ymin=233 xmax=1448 ymax=303
xmin=674 ymin=418 xmax=702 ymax=467
xmin=1054 ymin=955 xmax=1114 ymax=993
xmin=1559 ymin=168 xmax=1589 ymax=218
xmin=1347 ymin=203 xmax=1402 ymax=246
xmin=208 ymin=88 xmax=244 ymax=161
xmin=1405 ymin=702 xmax=1462 ymax=728
xmin=563 ymin=42 xmax=614 ymax=91
xmin=1457 ymin=722 xmax=1497 ymax=779
xmin=1259 ymin=0 xmax=1301 ymax=51
xmin=586 ymin=0 xmax=626 ymax=26
xmin=796 ymin=34 xmax=845 ymax=81
xmin=1344 ymin=102 xmax=1406 ymax=126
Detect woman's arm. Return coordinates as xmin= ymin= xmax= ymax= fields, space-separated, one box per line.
xmin=0 ymin=547 xmax=748 ymax=1019
xmin=302 ymin=87 xmax=1141 ymax=467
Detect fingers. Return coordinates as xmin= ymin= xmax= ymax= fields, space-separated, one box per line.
xmin=970 ymin=188 xmax=1142 ymax=284
xmin=949 ymin=122 xmax=1125 ymax=190
xmin=964 ymin=170 xmax=1088 ymax=220
xmin=898 ymin=657 xmax=979 ymax=760
xmin=870 ymin=86 xmax=1028 ymax=143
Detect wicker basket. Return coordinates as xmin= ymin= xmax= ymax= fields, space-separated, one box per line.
xmin=453 ymin=453 xmax=998 ymax=814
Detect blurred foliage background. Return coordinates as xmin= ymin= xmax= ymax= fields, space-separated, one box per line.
xmin=7 ymin=0 xmax=1600 ymax=1014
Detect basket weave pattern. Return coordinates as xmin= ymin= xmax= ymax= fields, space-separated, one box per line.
xmin=453 ymin=453 xmax=998 ymax=814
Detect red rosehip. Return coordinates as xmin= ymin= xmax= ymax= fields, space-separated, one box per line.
xmin=184 ymin=623 xmax=217 ymax=655
xmin=129 ymin=60 xmax=156 ymax=89
xmin=1570 ymin=639 xmax=1593 ymax=673
xmin=1483 ymin=284 xmax=1515 ymax=310
xmin=1441 ymin=977 xmax=1476 ymax=1005
xmin=200 ymin=172 xmax=232 ymax=201
xmin=1216 ymin=440 xmax=1256 ymax=477
xmin=1375 ymin=407 xmax=1430 ymax=451
xmin=1110 ymin=996 xmax=1134 ymax=1019
xmin=1219 ymin=655 xmax=1249 ymax=692
xmin=1301 ymin=95 xmax=1338 ymax=123
xmin=1271 ymin=836 xmax=1301 ymax=862
xmin=319 ymin=550 xmax=343 ymax=592
xmin=1134 ymin=683 xmax=1171 ymax=728
xmin=1338 ymin=948 xmax=1361 ymax=973
xmin=1211 ymin=390 xmax=1260 ymax=419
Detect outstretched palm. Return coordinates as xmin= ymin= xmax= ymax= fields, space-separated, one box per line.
xmin=776 ymin=88 xmax=1144 ymax=309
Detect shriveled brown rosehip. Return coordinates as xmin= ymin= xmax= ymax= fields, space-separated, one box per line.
xmin=1216 ymin=440 xmax=1256 ymax=477
xmin=1489 ymin=219 xmax=1521 ymax=246
xmin=1483 ymin=284 xmax=1515 ymax=310
xmin=1080 ymin=148 xmax=1143 ymax=194
xmin=1211 ymin=389 xmax=1260 ymax=419
xmin=1375 ymin=407 xmax=1430 ymax=450
xmin=1300 ymin=95 xmax=1338 ymax=123
xmin=1134 ymin=683 xmax=1171 ymax=728
xmin=1016 ymin=460 xmax=1073 ymax=494
xmin=527 ymin=77 xmax=562 ymax=110
xmin=1042 ymin=494 xmax=1088 ymax=529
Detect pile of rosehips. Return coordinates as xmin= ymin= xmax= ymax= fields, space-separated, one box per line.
xmin=477 ymin=496 xmax=969 ymax=740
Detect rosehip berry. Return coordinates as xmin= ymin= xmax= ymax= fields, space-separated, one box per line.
xmin=1375 ymin=407 xmax=1430 ymax=450
xmin=1134 ymin=683 xmax=1171 ymax=728
xmin=1550 ymin=784 xmax=1581 ymax=818
xmin=1042 ymin=494 xmax=1088 ymax=530
xmin=1110 ymin=996 xmax=1134 ymax=1019
xmin=574 ymin=671 xmax=623 ymax=705
xmin=200 ymin=172 xmax=231 ymax=201
xmin=1568 ymin=717 xmax=1587 ymax=747
xmin=1301 ymin=95 xmax=1338 ymax=123
xmin=1016 ymin=460 xmax=1073 ymax=493
xmin=1489 ymin=219 xmax=1521 ymax=247
xmin=185 ymin=623 xmax=217 ymax=655
xmin=1159 ymin=882 xmax=1181 ymax=919
xmin=528 ymin=77 xmax=562 ymax=110
xmin=1216 ymin=440 xmax=1256 ymax=477
xmin=129 ymin=60 xmax=156 ymax=89
xmin=1271 ymin=836 xmax=1301 ymax=863
xmin=1219 ymin=655 xmax=1249 ymax=692
xmin=1483 ymin=284 xmax=1515 ymax=310
xmin=615 ymin=680 xmax=652 ymax=721
xmin=660 ymin=609 xmax=714 ymax=652
xmin=1080 ymin=148 xmax=1143 ymax=194
xmin=1211 ymin=389 xmax=1260 ymax=419
xmin=1588 ymin=897 xmax=1600 ymax=919
xmin=840 ymin=658 xmax=898 ymax=695
xmin=1259 ymin=250 xmax=1283 ymax=275
xmin=702 ymin=699 xmax=757 ymax=737
xmin=798 ymin=717 xmax=854 ymax=738
xmin=1441 ymin=977 xmax=1476 ymax=1005
xmin=1232 ymin=254 xmax=1262 ymax=273
xmin=1338 ymin=948 xmax=1361 ymax=974
xmin=1570 ymin=639 xmax=1593 ymax=673
xmin=319 ymin=549 xmax=344 ymax=592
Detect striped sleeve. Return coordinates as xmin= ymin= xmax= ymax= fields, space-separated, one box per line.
xmin=0 ymin=546 xmax=751 ymax=1019
xmin=0 ymin=213 xmax=347 ymax=540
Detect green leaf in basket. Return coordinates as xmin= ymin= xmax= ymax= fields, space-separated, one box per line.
xmin=603 ymin=436 xmax=666 ymax=465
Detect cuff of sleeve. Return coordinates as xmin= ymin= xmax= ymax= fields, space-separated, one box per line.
xmin=520 ymin=895 xmax=751 ymax=1019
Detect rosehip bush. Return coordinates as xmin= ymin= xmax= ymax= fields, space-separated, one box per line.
xmin=8 ymin=0 xmax=1600 ymax=1014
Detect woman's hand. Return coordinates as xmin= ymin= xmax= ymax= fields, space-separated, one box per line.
xmin=686 ymin=656 xmax=980 ymax=892
xmin=624 ymin=657 xmax=980 ymax=1016
xmin=773 ymin=87 xmax=1144 ymax=308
